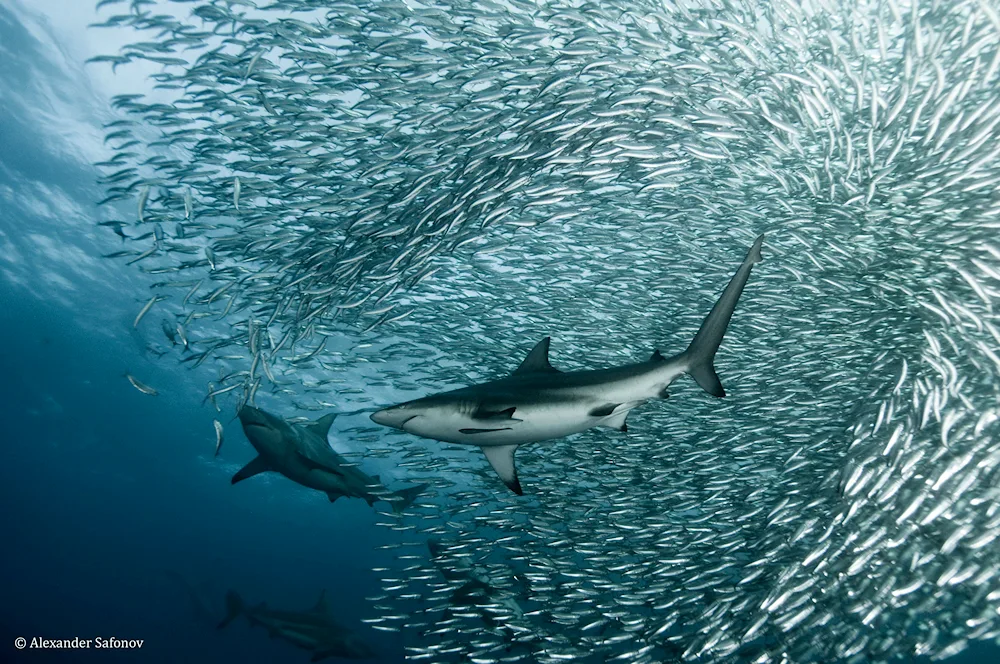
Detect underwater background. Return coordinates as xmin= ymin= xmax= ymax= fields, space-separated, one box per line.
xmin=3 ymin=1 xmax=1000 ymax=663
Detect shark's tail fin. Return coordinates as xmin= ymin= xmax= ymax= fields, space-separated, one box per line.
xmin=683 ymin=234 xmax=764 ymax=398
xmin=217 ymin=591 xmax=243 ymax=629
xmin=389 ymin=483 xmax=428 ymax=514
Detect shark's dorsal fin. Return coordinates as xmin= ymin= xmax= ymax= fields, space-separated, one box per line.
xmin=512 ymin=337 xmax=559 ymax=375
xmin=311 ymin=590 xmax=329 ymax=615
xmin=231 ymin=456 xmax=270 ymax=484
xmin=481 ymin=445 xmax=522 ymax=495
xmin=650 ymin=349 xmax=665 ymax=362
xmin=307 ymin=413 xmax=337 ymax=439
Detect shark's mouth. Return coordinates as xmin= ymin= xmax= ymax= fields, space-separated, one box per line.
xmin=400 ymin=415 xmax=419 ymax=429
xmin=242 ymin=422 xmax=269 ymax=431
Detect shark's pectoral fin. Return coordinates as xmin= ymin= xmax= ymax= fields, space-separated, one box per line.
xmin=473 ymin=406 xmax=520 ymax=421
xmin=231 ymin=456 xmax=270 ymax=484
xmin=482 ymin=445 xmax=522 ymax=495
xmin=512 ymin=337 xmax=560 ymax=375
xmin=460 ymin=427 xmax=514 ymax=434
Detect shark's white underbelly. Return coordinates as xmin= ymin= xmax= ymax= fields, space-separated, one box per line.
xmin=404 ymin=400 xmax=625 ymax=447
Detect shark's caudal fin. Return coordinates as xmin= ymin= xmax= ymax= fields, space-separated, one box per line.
xmin=217 ymin=591 xmax=244 ymax=629
xmin=683 ymin=234 xmax=764 ymax=398
xmin=389 ymin=483 xmax=428 ymax=514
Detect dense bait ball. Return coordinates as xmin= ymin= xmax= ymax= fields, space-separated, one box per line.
xmin=93 ymin=0 xmax=1000 ymax=662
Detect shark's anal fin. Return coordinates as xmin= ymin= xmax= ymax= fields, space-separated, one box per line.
xmin=231 ymin=456 xmax=270 ymax=484
xmin=473 ymin=406 xmax=520 ymax=421
xmin=460 ymin=427 xmax=514 ymax=434
xmin=650 ymin=349 xmax=666 ymax=362
xmin=512 ymin=337 xmax=560 ymax=375
xmin=482 ymin=445 xmax=522 ymax=495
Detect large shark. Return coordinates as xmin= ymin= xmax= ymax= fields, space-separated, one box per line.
xmin=234 ymin=406 xmax=426 ymax=512
xmin=218 ymin=590 xmax=375 ymax=661
xmin=370 ymin=234 xmax=765 ymax=494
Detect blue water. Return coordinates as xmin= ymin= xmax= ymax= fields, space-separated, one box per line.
xmin=1 ymin=2 xmax=999 ymax=663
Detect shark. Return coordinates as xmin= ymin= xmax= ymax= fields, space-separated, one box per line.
xmin=233 ymin=406 xmax=426 ymax=513
xmin=427 ymin=539 xmax=526 ymax=631
xmin=217 ymin=590 xmax=375 ymax=661
xmin=370 ymin=234 xmax=765 ymax=494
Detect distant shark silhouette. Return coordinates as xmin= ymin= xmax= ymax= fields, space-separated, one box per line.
xmin=234 ymin=406 xmax=426 ymax=512
xmin=218 ymin=590 xmax=375 ymax=661
xmin=372 ymin=235 xmax=765 ymax=494
xmin=427 ymin=539 xmax=525 ymax=630
xmin=165 ymin=570 xmax=221 ymax=626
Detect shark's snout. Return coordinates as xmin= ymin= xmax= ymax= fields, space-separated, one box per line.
xmin=370 ymin=405 xmax=417 ymax=429
xmin=237 ymin=406 xmax=269 ymax=428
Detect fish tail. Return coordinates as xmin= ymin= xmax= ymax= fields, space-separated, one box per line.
xmin=683 ymin=234 xmax=764 ymax=398
xmin=217 ymin=590 xmax=243 ymax=629
xmin=390 ymin=483 xmax=428 ymax=514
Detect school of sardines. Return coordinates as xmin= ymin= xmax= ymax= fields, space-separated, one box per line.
xmin=93 ymin=0 xmax=1000 ymax=661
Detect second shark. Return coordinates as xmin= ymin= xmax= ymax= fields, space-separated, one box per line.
xmin=233 ymin=406 xmax=426 ymax=513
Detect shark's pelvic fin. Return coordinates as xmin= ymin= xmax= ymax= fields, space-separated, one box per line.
xmin=232 ymin=456 xmax=270 ymax=484
xmin=684 ymin=233 xmax=764 ymax=399
xmin=482 ymin=445 xmax=522 ymax=495
xmin=307 ymin=413 xmax=337 ymax=439
xmin=600 ymin=411 xmax=629 ymax=432
xmin=327 ymin=492 xmax=341 ymax=503
xmin=512 ymin=337 xmax=559 ymax=375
